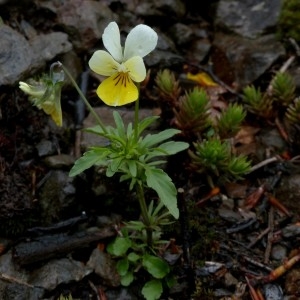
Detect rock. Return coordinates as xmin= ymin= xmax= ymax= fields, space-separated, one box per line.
xmin=28 ymin=258 xmax=92 ymax=290
xmin=215 ymin=0 xmax=282 ymax=39
xmin=212 ymin=33 xmax=286 ymax=88
xmin=271 ymin=244 xmax=287 ymax=261
xmin=54 ymin=0 xmax=117 ymax=51
xmin=36 ymin=140 xmax=56 ymax=157
xmin=29 ymin=32 xmax=72 ymax=70
xmin=135 ymin=0 xmax=186 ymax=19
xmin=263 ymin=283 xmax=284 ymax=300
xmin=0 ymin=252 xmax=45 ymax=299
xmin=275 ymin=174 xmax=300 ymax=218
xmin=87 ymin=247 xmax=120 ymax=287
xmin=0 ymin=24 xmax=72 ymax=86
xmin=44 ymin=154 xmax=76 ymax=169
xmin=38 ymin=170 xmax=77 ymax=225
xmin=0 ymin=24 xmax=32 ymax=86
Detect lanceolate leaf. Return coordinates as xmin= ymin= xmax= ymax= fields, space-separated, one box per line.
xmin=145 ymin=167 xmax=179 ymax=219
xmin=138 ymin=116 xmax=160 ymax=136
xmin=141 ymin=129 xmax=181 ymax=148
xmin=157 ymin=141 xmax=189 ymax=154
xmin=69 ymin=148 xmax=110 ymax=177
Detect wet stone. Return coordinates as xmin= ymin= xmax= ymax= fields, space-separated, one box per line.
xmin=271 ymin=244 xmax=287 ymax=261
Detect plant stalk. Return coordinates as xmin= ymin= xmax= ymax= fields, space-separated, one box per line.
xmin=134 ymin=84 xmax=140 ymax=143
xmin=59 ymin=62 xmax=107 ymax=134
xmin=136 ymin=182 xmax=153 ymax=247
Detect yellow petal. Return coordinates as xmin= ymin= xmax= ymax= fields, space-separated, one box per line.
xmin=187 ymin=72 xmax=218 ymax=87
xmin=124 ymin=56 xmax=146 ymax=82
xmin=41 ymin=99 xmax=63 ymax=126
xmin=97 ymin=73 xmax=138 ymax=106
xmin=89 ymin=50 xmax=120 ymax=76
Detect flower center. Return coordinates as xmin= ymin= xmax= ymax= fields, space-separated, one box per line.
xmin=113 ymin=72 xmax=130 ymax=87
xmin=117 ymin=63 xmax=127 ymax=73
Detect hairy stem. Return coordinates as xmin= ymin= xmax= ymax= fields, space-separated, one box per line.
xmin=59 ymin=62 xmax=107 ymax=134
xmin=136 ymin=182 xmax=153 ymax=247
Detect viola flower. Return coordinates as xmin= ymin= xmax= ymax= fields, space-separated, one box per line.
xmin=89 ymin=22 xmax=158 ymax=106
xmin=19 ymin=63 xmax=64 ymax=126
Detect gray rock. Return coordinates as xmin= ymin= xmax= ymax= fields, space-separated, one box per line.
xmin=38 ymin=170 xmax=77 ymax=225
xmin=0 ymin=24 xmax=32 ymax=86
xmin=135 ymin=0 xmax=186 ymax=19
xmin=0 ymin=252 xmax=45 ymax=299
xmin=271 ymin=244 xmax=287 ymax=261
xmin=0 ymin=24 xmax=72 ymax=86
xmin=54 ymin=0 xmax=117 ymax=51
xmin=215 ymin=0 xmax=282 ymax=39
xmin=36 ymin=140 xmax=56 ymax=157
xmin=29 ymin=32 xmax=72 ymax=69
xmin=212 ymin=33 xmax=286 ymax=88
xmin=28 ymin=258 xmax=92 ymax=290
xmin=87 ymin=248 xmax=120 ymax=287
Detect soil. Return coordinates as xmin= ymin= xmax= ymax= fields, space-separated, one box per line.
xmin=1 ymin=1 xmax=300 ymax=300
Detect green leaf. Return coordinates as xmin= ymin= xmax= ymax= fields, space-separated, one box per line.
xmin=121 ymin=271 xmax=134 ymax=286
xmin=113 ymin=111 xmax=126 ymax=140
xmin=141 ymin=129 xmax=181 ymax=148
xmin=145 ymin=167 xmax=179 ymax=219
xmin=117 ymin=257 xmax=129 ymax=276
xmin=156 ymin=141 xmax=189 ymax=155
xmin=138 ymin=116 xmax=160 ymax=136
xmin=128 ymin=252 xmax=141 ymax=262
xmin=107 ymin=236 xmax=131 ymax=256
xmin=127 ymin=160 xmax=137 ymax=177
xmin=145 ymin=141 xmax=189 ymax=161
xmin=69 ymin=148 xmax=110 ymax=177
xmin=141 ymin=279 xmax=163 ymax=300
xmin=84 ymin=125 xmax=107 ymax=136
xmin=142 ymin=254 xmax=170 ymax=279
xmin=165 ymin=273 xmax=176 ymax=288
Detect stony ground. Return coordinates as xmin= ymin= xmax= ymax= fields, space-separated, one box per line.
xmin=1 ymin=0 xmax=300 ymax=299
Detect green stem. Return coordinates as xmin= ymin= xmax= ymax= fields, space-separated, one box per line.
xmin=136 ymin=182 xmax=153 ymax=247
xmin=59 ymin=62 xmax=107 ymax=134
xmin=134 ymin=83 xmax=140 ymax=143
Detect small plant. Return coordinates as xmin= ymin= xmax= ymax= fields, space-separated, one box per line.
xmin=19 ymin=21 xmax=188 ymax=300
xmin=107 ymin=200 xmax=175 ymax=299
xmin=189 ymin=139 xmax=251 ymax=186
xmin=173 ymin=87 xmax=211 ymax=137
xmin=155 ymin=69 xmax=181 ymax=105
xmin=285 ymin=97 xmax=300 ymax=124
xmin=217 ymin=103 xmax=246 ymax=139
xmin=242 ymin=71 xmax=296 ymax=119
xmin=272 ymin=72 xmax=296 ymax=105
xmin=278 ymin=0 xmax=300 ymax=42
xmin=242 ymin=85 xmax=273 ymax=118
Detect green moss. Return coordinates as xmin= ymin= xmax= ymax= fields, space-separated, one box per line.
xmin=278 ymin=0 xmax=300 ymax=42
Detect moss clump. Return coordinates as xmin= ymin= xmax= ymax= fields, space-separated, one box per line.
xmin=278 ymin=0 xmax=300 ymax=42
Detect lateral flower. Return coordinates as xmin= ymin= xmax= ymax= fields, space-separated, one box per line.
xmin=89 ymin=21 xmax=158 ymax=106
xmin=19 ymin=62 xmax=64 ymax=126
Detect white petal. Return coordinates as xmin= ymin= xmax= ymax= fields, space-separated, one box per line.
xmin=124 ymin=24 xmax=158 ymax=60
xmin=89 ymin=50 xmax=120 ymax=76
xmin=102 ymin=22 xmax=123 ymax=62
xmin=124 ymin=56 xmax=146 ymax=82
